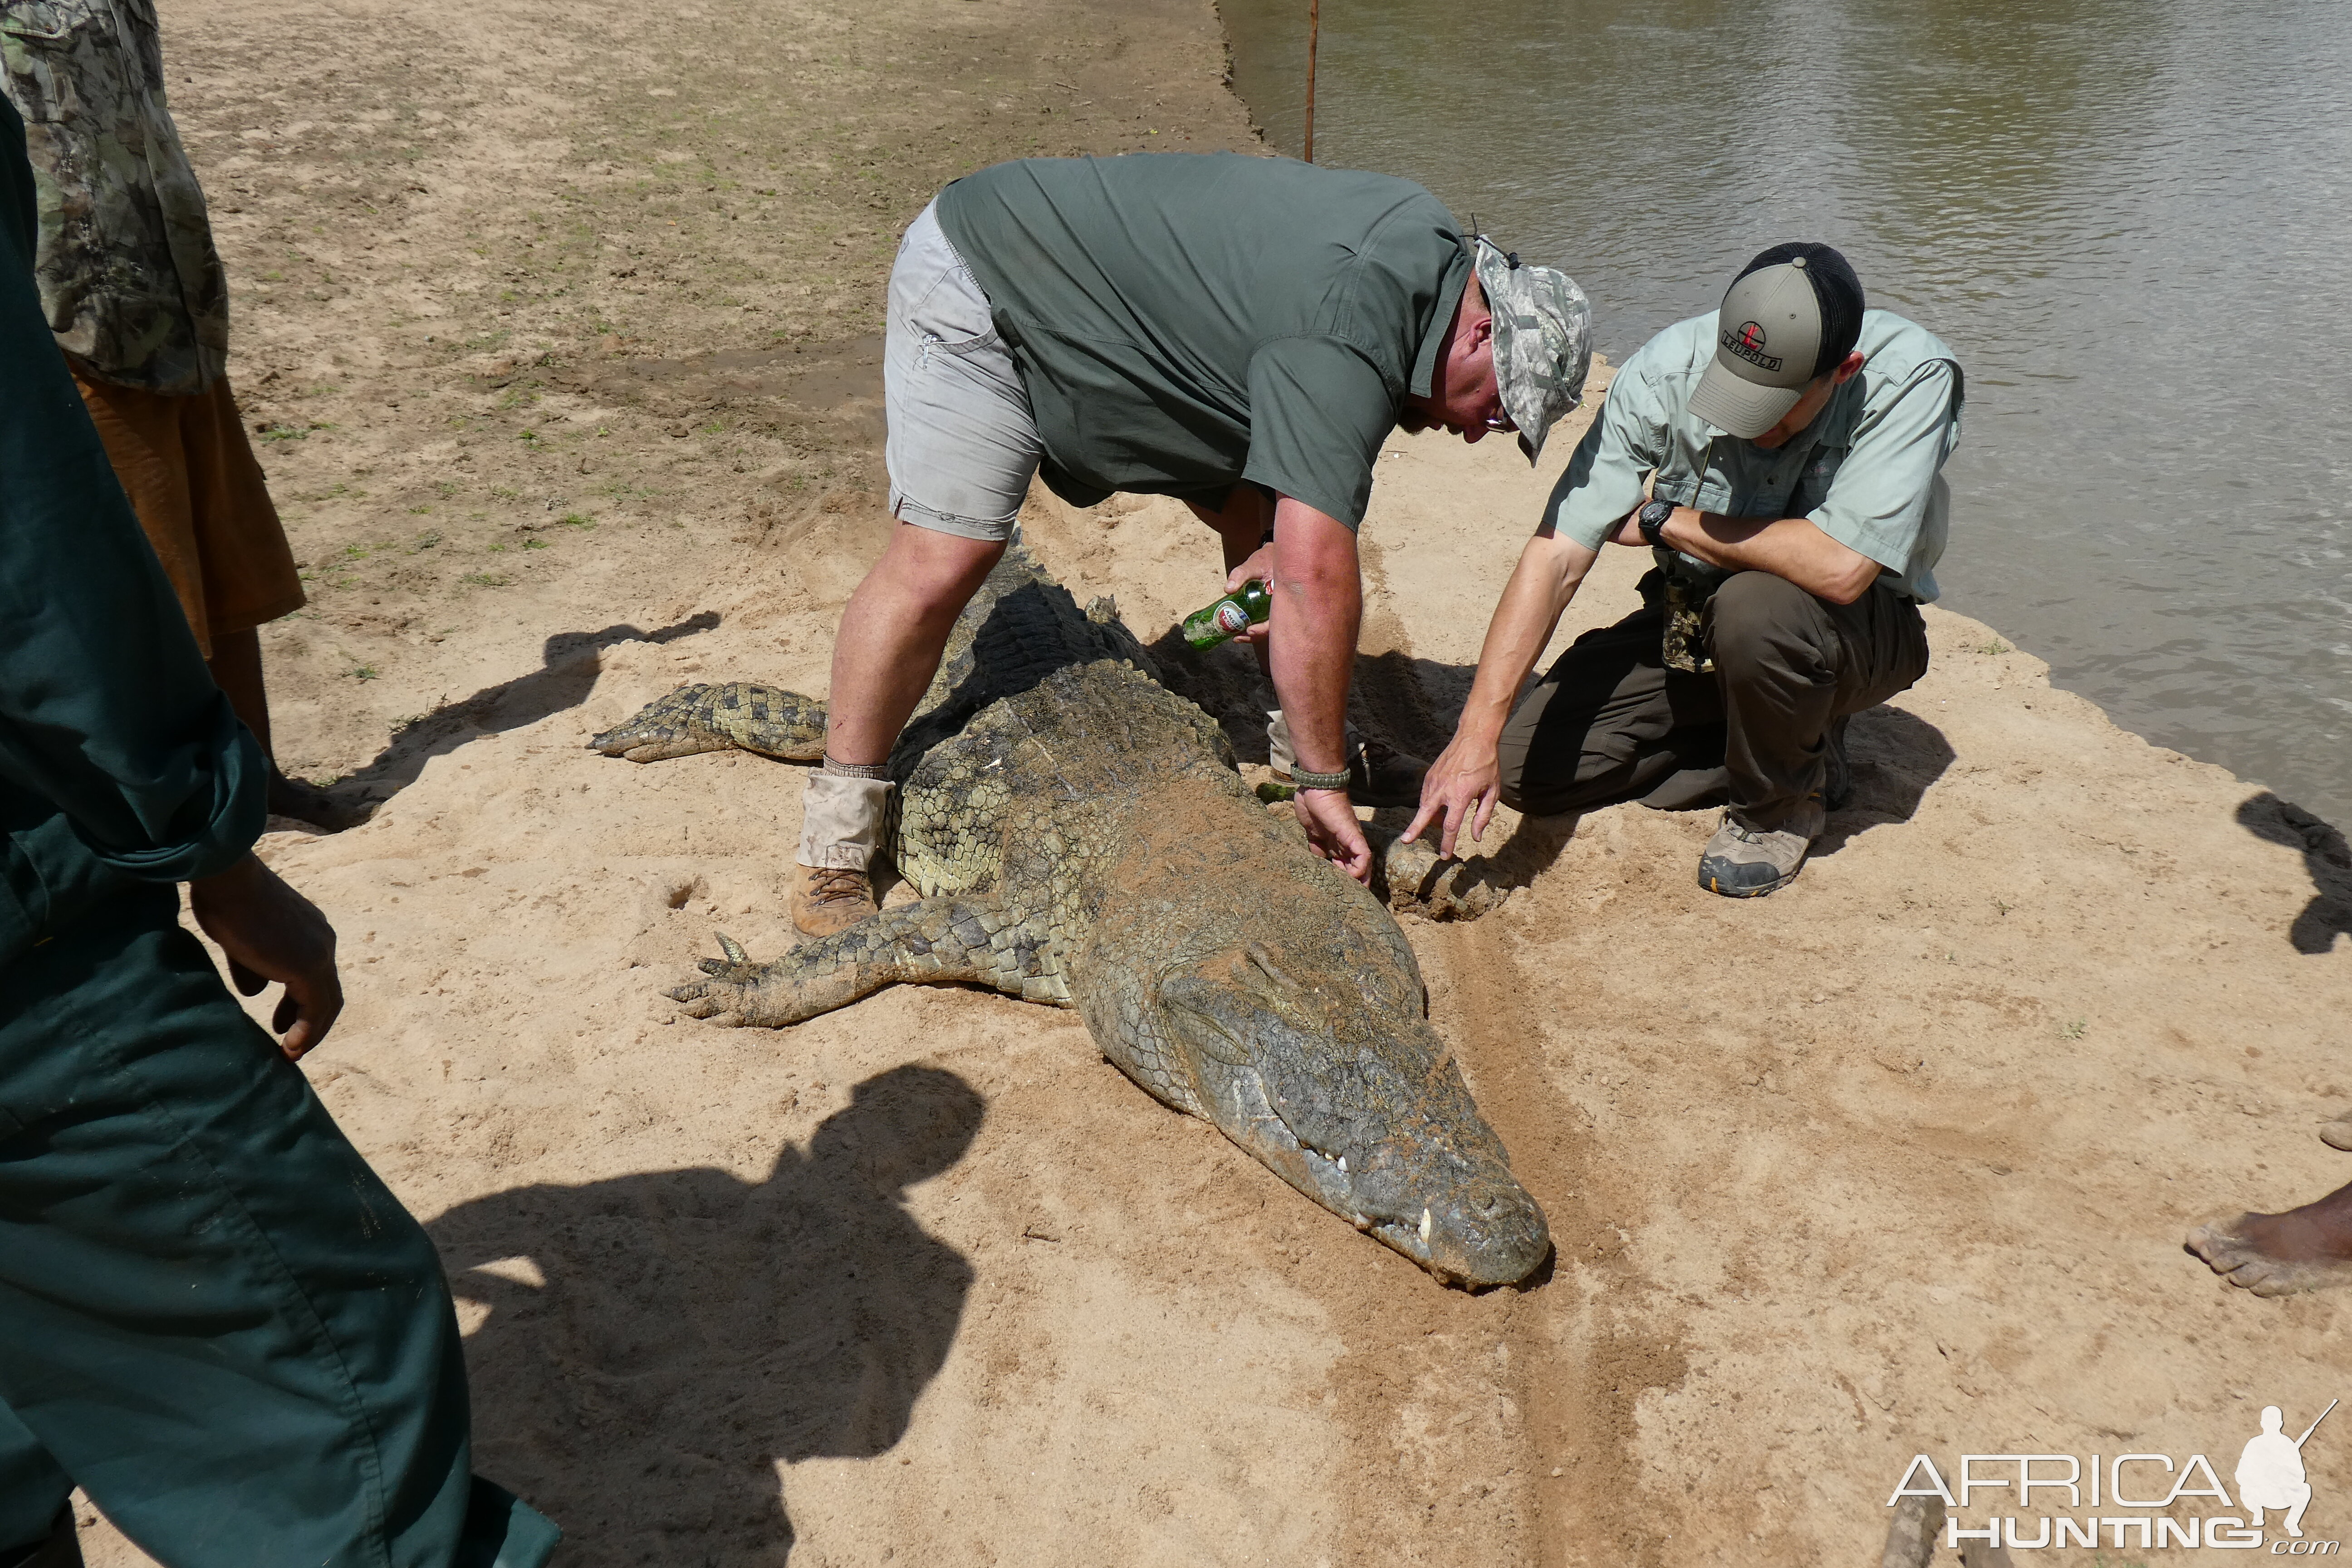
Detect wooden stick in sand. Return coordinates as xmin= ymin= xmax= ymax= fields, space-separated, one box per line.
xmin=1303 ymin=0 xmax=1319 ymax=163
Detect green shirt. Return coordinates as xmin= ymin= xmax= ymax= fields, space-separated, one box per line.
xmin=1548 ymin=310 xmax=1964 ymax=601
xmin=0 ymin=0 xmax=230 ymax=393
xmin=936 ymin=153 xmax=1470 ymax=530
xmin=0 ymin=97 xmax=261 ymax=966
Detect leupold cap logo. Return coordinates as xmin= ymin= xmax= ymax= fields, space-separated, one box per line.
xmin=1723 ymin=319 xmax=1782 ymax=373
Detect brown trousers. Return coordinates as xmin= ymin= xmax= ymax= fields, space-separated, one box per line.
xmin=70 ymin=370 xmax=303 ymax=660
xmin=1496 ymin=569 xmax=1931 ymax=832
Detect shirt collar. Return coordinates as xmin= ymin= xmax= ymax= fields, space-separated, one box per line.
xmin=1407 ymin=245 xmax=1471 ymax=400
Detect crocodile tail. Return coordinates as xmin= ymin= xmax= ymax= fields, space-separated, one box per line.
xmin=589 ymin=682 xmax=828 ymax=763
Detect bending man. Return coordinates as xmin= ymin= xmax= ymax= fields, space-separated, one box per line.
xmin=1411 ymin=243 xmax=1962 ymax=897
xmin=793 ymin=152 xmax=1590 ymax=934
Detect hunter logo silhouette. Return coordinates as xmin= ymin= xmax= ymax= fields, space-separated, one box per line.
xmin=2241 ymin=1399 xmax=2334 ymax=1539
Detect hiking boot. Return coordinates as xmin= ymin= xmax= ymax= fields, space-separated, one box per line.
xmin=1824 ymin=714 xmax=1855 ymax=812
xmin=1348 ymin=732 xmax=1429 ymax=808
xmin=1697 ymin=813 xmax=1814 ymax=899
xmin=789 ymin=863 xmax=878 ymax=938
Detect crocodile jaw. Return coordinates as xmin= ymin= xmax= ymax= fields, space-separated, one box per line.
xmin=1204 ymin=1053 xmax=1551 ymax=1287
xmin=1157 ymin=952 xmax=1551 ymax=1288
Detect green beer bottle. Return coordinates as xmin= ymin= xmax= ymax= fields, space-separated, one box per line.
xmin=1182 ymin=578 xmax=1273 ymax=651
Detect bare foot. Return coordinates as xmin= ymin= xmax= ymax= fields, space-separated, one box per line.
xmin=266 ymin=771 xmax=373 ymax=833
xmin=2188 ymin=1180 xmax=2352 ymax=1296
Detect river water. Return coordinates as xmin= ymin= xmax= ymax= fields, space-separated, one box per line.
xmin=1220 ymin=0 xmax=2352 ymax=828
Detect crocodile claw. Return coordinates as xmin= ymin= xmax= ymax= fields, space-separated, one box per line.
xmin=671 ymin=958 xmax=766 ymax=1013
xmin=714 ymin=930 xmax=750 ymax=965
xmin=669 ymin=975 xmax=746 ymax=1019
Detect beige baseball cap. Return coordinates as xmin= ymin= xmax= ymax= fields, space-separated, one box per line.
xmin=1687 ymin=243 xmax=1866 ymax=440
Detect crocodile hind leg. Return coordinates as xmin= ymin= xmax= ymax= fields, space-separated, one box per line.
xmin=669 ymin=898 xmax=1071 ymax=1027
xmin=588 ymin=682 xmax=829 ymax=763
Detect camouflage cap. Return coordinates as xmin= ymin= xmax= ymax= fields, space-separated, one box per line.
xmin=1471 ymin=235 xmax=1592 ymax=464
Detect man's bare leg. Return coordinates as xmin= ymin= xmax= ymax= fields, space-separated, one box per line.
xmin=823 ymin=524 xmax=1009 ymax=763
xmin=2187 ymin=1178 xmax=2352 ymax=1296
xmin=208 ymin=627 xmax=367 ymax=830
xmin=790 ymin=522 xmax=1005 ymax=937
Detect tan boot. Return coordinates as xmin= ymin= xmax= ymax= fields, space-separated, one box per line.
xmin=1696 ymin=810 xmax=1819 ymax=899
xmin=789 ymin=863 xmax=879 ymax=937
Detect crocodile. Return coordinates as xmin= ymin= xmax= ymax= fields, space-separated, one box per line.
xmin=590 ymin=548 xmax=1549 ymax=1286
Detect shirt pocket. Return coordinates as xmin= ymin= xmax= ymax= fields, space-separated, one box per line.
xmin=1 ymin=0 xmax=102 ymax=45
xmin=1789 ymin=443 xmax=1848 ymax=517
xmin=2 ymin=0 xmax=106 ymax=119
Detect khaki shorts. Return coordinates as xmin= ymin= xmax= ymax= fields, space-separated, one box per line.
xmin=71 ymin=369 xmax=304 ymax=660
xmin=882 ymin=202 xmax=1044 ymax=541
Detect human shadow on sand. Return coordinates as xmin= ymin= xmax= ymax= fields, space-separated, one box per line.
xmin=428 ymin=1064 xmax=982 ymax=1566
xmin=333 ymin=612 xmax=719 ymax=813
xmin=2237 ymin=792 xmax=2352 ymax=955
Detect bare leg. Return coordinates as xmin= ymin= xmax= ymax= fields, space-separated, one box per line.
xmin=208 ymin=627 xmax=367 ymax=830
xmin=208 ymin=626 xmax=276 ymax=759
xmin=823 ymin=523 xmax=1007 ymax=764
xmin=2187 ymin=1178 xmax=2352 ymax=1296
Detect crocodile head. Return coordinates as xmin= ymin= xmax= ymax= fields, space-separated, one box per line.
xmin=1156 ymin=941 xmax=1551 ymax=1287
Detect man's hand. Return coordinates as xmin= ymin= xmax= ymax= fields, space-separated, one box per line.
xmin=1295 ymin=788 xmax=1374 ymax=884
xmin=189 ymin=853 xmax=343 ymax=1061
xmin=1405 ymin=731 xmax=1504 ymax=859
xmin=1224 ymin=543 xmax=1275 ymax=645
xmin=1403 ymin=530 xmax=1597 ymax=858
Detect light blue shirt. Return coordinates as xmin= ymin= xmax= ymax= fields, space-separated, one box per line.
xmin=1546 ymin=309 xmax=1964 ymax=601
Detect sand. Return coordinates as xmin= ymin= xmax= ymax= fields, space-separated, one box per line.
xmin=70 ymin=0 xmax=2352 ymax=1562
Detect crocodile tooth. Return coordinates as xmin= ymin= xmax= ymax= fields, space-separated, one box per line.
xmin=1336 ymin=1155 xmax=1348 ymax=1173
xmin=1419 ymin=1208 xmax=1433 ymax=1245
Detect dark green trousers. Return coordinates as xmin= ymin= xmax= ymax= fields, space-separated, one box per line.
xmin=0 ymin=886 xmax=557 ymax=1568
xmin=1496 ymin=568 xmax=1930 ymax=831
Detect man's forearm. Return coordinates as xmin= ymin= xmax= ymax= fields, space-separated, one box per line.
xmin=1651 ymin=507 xmax=1879 ymax=603
xmin=1456 ymin=531 xmax=1596 ymax=742
xmin=1268 ymin=499 xmax=1362 ymax=775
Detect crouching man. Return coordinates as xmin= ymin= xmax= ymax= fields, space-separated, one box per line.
xmin=1409 ymin=243 xmax=1963 ymax=897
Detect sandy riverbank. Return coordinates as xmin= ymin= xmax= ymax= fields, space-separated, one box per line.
xmin=72 ymin=0 xmax=2352 ymax=1562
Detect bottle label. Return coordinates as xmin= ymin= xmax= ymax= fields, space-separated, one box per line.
xmin=1214 ymin=601 xmax=1252 ymax=635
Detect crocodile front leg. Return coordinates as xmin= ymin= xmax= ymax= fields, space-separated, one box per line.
xmin=669 ymin=899 xmax=1073 ymax=1027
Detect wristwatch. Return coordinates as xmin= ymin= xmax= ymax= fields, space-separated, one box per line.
xmin=1636 ymin=498 xmax=1676 ymax=550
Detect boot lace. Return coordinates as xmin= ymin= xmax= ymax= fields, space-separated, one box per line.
xmin=805 ymin=867 xmax=870 ymax=907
